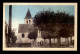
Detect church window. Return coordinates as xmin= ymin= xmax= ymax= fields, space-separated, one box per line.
xmin=29 ymin=20 xmax=31 ymax=24
xmin=22 ymin=33 xmax=25 ymax=38
xmin=27 ymin=21 xmax=28 ymax=24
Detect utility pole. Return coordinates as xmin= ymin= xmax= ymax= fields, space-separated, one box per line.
xmin=8 ymin=5 xmax=12 ymax=47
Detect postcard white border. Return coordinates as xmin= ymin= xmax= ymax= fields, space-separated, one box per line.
xmin=3 ymin=3 xmax=77 ymax=51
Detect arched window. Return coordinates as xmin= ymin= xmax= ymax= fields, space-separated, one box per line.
xmin=22 ymin=33 xmax=25 ymax=38
xmin=29 ymin=20 xmax=31 ymax=24
xmin=27 ymin=21 xmax=28 ymax=24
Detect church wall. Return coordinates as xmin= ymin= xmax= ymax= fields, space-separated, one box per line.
xmin=16 ymin=30 xmax=44 ymax=43
xmin=16 ymin=33 xmax=31 ymax=43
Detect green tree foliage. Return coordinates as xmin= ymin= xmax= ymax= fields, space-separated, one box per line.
xmin=28 ymin=31 xmax=37 ymax=41
xmin=34 ymin=9 xmax=74 ymax=47
xmin=34 ymin=9 xmax=55 ymax=32
xmin=41 ymin=31 xmax=48 ymax=40
xmin=11 ymin=31 xmax=17 ymax=43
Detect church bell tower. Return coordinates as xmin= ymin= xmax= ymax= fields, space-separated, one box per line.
xmin=24 ymin=9 xmax=33 ymax=24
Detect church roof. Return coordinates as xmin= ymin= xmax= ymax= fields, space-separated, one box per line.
xmin=18 ymin=24 xmax=38 ymax=33
xmin=25 ymin=9 xmax=32 ymax=19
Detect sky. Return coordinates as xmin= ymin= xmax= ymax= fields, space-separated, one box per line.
xmin=5 ymin=5 xmax=74 ymax=35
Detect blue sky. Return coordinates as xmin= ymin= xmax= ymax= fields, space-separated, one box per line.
xmin=5 ymin=5 xmax=74 ymax=34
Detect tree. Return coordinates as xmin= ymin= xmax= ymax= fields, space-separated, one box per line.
xmin=5 ymin=21 xmax=8 ymax=47
xmin=11 ymin=30 xmax=17 ymax=43
xmin=68 ymin=16 xmax=74 ymax=45
xmin=34 ymin=9 xmax=55 ymax=31
xmin=28 ymin=31 xmax=37 ymax=41
xmin=34 ymin=9 xmax=56 ymax=47
xmin=34 ymin=9 xmax=74 ymax=47
xmin=41 ymin=31 xmax=48 ymax=41
xmin=53 ymin=11 xmax=74 ymax=47
xmin=58 ymin=13 xmax=74 ymax=46
xmin=59 ymin=27 xmax=70 ymax=46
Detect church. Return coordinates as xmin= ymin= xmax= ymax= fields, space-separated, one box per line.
xmin=17 ymin=9 xmax=44 ymax=43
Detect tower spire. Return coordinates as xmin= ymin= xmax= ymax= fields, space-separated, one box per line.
xmin=25 ymin=8 xmax=32 ymax=19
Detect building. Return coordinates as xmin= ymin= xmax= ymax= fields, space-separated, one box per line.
xmin=17 ymin=9 xmax=43 ymax=43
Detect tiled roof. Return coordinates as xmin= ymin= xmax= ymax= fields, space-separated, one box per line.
xmin=18 ymin=24 xmax=38 ymax=33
